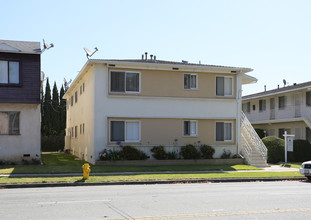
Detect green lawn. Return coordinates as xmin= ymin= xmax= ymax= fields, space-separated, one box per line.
xmin=0 ymin=171 xmax=304 ymax=184
xmin=0 ymin=152 xmax=261 ymax=175
xmin=279 ymin=162 xmax=302 ymax=169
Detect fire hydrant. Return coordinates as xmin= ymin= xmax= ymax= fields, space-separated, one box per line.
xmin=82 ymin=163 xmax=91 ymax=179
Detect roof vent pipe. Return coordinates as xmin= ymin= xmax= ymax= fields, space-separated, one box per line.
xmin=264 ymin=85 xmax=266 ymax=91
xmin=278 ymin=85 xmax=279 ymax=89
xmin=145 ymin=52 xmax=148 ymax=60
xmin=150 ymin=54 xmax=153 ymax=60
xmin=142 ymin=54 xmax=144 ymax=60
xmin=154 ymin=55 xmax=156 ymax=61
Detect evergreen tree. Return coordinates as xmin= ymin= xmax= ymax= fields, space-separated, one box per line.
xmin=42 ymin=78 xmax=52 ymax=135
xmin=59 ymin=85 xmax=66 ymax=135
xmin=52 ymin=82 xmax=60 ymax=134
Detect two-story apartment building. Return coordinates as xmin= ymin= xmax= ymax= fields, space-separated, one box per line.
xmin=63 ymin=56 xmax=260 ymax=164
xmin=0 ymin=40 xmax=41 ymax=163
xmin=242 ymin=81 xmax=311 ymax=142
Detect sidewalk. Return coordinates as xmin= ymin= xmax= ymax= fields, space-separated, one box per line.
xmin=0 ymin=164 xmax=300 ymax=177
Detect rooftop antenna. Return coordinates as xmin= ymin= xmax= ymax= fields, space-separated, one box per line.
xmin=42 ymin=39 xmax=54 ymax=53
xmin=84 ymin=47 xmax=98 ymax=59
xmin=283 ymin=79 xmax=287 ymax=87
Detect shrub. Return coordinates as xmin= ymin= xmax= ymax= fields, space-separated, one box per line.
xmin=99 ymin=149 xmax=120 ymax=161
xmin=200 ymin=145 xmax=215 ymax=159
xmin=255 ymin=128 xmax=266 ymax=139
xmin=262 ymin=136 xmax=284 ymax=163
xmin=150 ymin=146 xmax=168 ymax=160
xmin=167 ymin=151 xmax=179 ymax=160
xmin=119 ymin=146 xmax=149 ymax=160
xmin=288 ymin=139 xmax=311 ymax=162
xmin=220 ymin=149 xmax=231 ymax=159
xmin=180 ymin=144 xmax=201 ymax=159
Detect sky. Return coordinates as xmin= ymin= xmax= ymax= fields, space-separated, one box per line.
xmin=2 ymin=0 xmax=311 ymax=95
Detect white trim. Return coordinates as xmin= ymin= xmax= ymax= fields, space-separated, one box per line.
xmin=215 ymin=121 xmax=233 ymax=142
xmin=215 ymin=75 xmax=234 ymax=97
xmin=109 ymin=70 xmax=141 ymax=94
xmin=183 ymin=73 xmax=198 ymax=90
xmin=182 ymin=120 xmax=198 ymax=137
xmin=109 ymin=119 xmax=141 ymax=143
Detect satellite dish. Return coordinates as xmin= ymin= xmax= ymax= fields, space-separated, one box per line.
xmin=283 ymin=79 xmax=287 ymax=87
xmin=84 ymin=47 xmax=98 ymax=59
xmin=42 ymin=39 xmax=54 ymax=52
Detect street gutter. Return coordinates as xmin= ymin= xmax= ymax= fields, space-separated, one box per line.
xmin=0 ymin=177 xmax=307 ymax=189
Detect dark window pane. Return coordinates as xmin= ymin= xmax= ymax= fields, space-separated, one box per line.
xmin=307 ymin=92 xmax=311 ymax=106
xmin=216 ymin=77 xmax=224 ymax=96
xmin=9 ymin=61 xmax=19 ymax=84
xmin=126 ymin=73 xmax=139 ymax=92
xmin=184 ymin=74 xmax=190 ymax=89
xmin=216 ymin=122 xmax=224 ymax=141
xmin=111 ymin=121 xmax=124 ymax=141
xmin=111 ymin=72 xmax=125 ymax=92
xmin=9 ymin=112 xmax=20 ymax=135
xmin=306 ymin=127 xmax=311 ymax=142
xmin=184 ymin=121 xmax=190 ymax=135
xmin=279 ymin=96 xmax=285 ymax=109
xmin=190 ymin=75 xmax=196 ymax=88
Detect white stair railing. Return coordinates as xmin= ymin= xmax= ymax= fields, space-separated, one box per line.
xmin=241 ymin=133 xmax=253 ymax=165
xmin=241 ymin=111 xmax=267 ymax=162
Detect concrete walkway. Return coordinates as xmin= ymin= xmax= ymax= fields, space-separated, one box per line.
xmin=0 ymin=164 xmax=299 ymax=177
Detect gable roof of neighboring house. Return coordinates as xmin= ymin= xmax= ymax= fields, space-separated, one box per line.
xmin=0 ymin=40 xmax=41 ymax=54
xmin=64 ymin=58 xmax=256 ymax=98
xmin=243 ymin=81 xmax=311 ymax=100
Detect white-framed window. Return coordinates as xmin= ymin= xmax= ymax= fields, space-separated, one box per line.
xmin=110 ymin=71 xmax=140 ymax=93
xmin=259 ymin=99 xmax=266 ymax=112
xmin=216 ymin=76 xmax=233 ymax=96
xmin=216 ymin=122 xmax=233 ymax=141
xmin=110 ymin=120 xmax=140 ymax=142
xmin=75 ymin=126 xmax=78 ymax=138
xmin=0 ymin=112 xmax=20 ymax=135
xmin=0 ymin=60 xmax=20 ymax=84
xmin=183 ymin=120 xmax=198 ymax=136
xmin=242 ymin=102 xmax=250 ymax=113
xmin=184 ymin=73 xmax=198 ymax=90
xmin=75 ymin=91 xmax=78 ymax=103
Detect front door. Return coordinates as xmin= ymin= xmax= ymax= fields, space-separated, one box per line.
xmin=270 ymin=98 xmax=275 ymax=120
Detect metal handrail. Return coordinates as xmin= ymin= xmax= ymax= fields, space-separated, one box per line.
xmin=241 ymin=111 xmax=267 ymax=161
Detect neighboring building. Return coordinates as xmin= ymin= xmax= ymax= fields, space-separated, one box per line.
xmin=63 ymin=55 xmax=263 ymax=165
xmin=0 ymin=40 xmax=41 ymax=163
xmin=242 ymin=81 xmax=311 ymax=141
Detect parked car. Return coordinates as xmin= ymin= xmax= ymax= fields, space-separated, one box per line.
xmin=300 ymin=161 xmax=311 ymax=181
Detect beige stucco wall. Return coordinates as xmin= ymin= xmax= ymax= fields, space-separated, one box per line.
xmin=65 ymin=66 xmax=96 ymax=163
xmin=106 ymin=117 xmax=236 ymax=158
xmin=0 ymin=103 xmax=40 ymax=164
xmin=108 ymin=68 xmax=236 ymax=99
xmin=253 ymin=121 xmax=308 ymax=139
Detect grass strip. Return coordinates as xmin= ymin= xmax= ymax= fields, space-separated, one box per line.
xmin=0 ymin=171 xmax=303 ymax=184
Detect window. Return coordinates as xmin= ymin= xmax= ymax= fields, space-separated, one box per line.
xmin=80 ymin=85 xmax=82 ymax=95
xmin=75 ymin=126 xmax=78 ymax=138
xmin=306 ymin=92 xmax=311 ymax=107
xmin=83 ymin=123 xmax=85 ymax=134
xmin=0 ymin=60 xmax=19 ymax=84
xmin=80 ymin=124 xmax=82 ymax=134
xmin=259 ymin=100 xmax=266 ymax=112
xmin=216 ymin=76 xmax=233 ymax=96
xmin=252 ymin=105 xmax=256 ymax=111
xmin=184 ymin=74 xmax=197 ymax=90
xmin=242 ymin=102 xmax=250 ymax=113
xmin=71 ymin=127 xmax=74 ymax=138
xmin=269 ymin=129 xmax=275 ymax=136
xmin=0 ymin=112 xmax=20 ymax=135
xmin=183 ymin=120 xmax=198 ymax=136
xmin=278 ymin=128 xmax=290 ymax=139
xmin=75 ymin=91 xmax=78 ymax=103
xmin=278 ymin=96 xmax=286 ymax=109
xmin=110 ymin=120 xmax=140 ymax=142
xmin=295 ymin=127 xmax=302 ymax=139
xmin=70 ymin=96 xmax=73 ymax=106
xmin=216 ymin=122 xmax=233 ymax=141
xmin=110 ymin=71 xmax=139 ymax=93
xmin=83 ymin=82 xmax=85 ymax=92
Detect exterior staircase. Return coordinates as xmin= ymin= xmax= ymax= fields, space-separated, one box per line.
xmin=241 ymin=111 xmax=268 ymax=167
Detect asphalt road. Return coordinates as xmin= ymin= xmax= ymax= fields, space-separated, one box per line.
xmin=1 ymin=181 xmax=311 ymax=220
